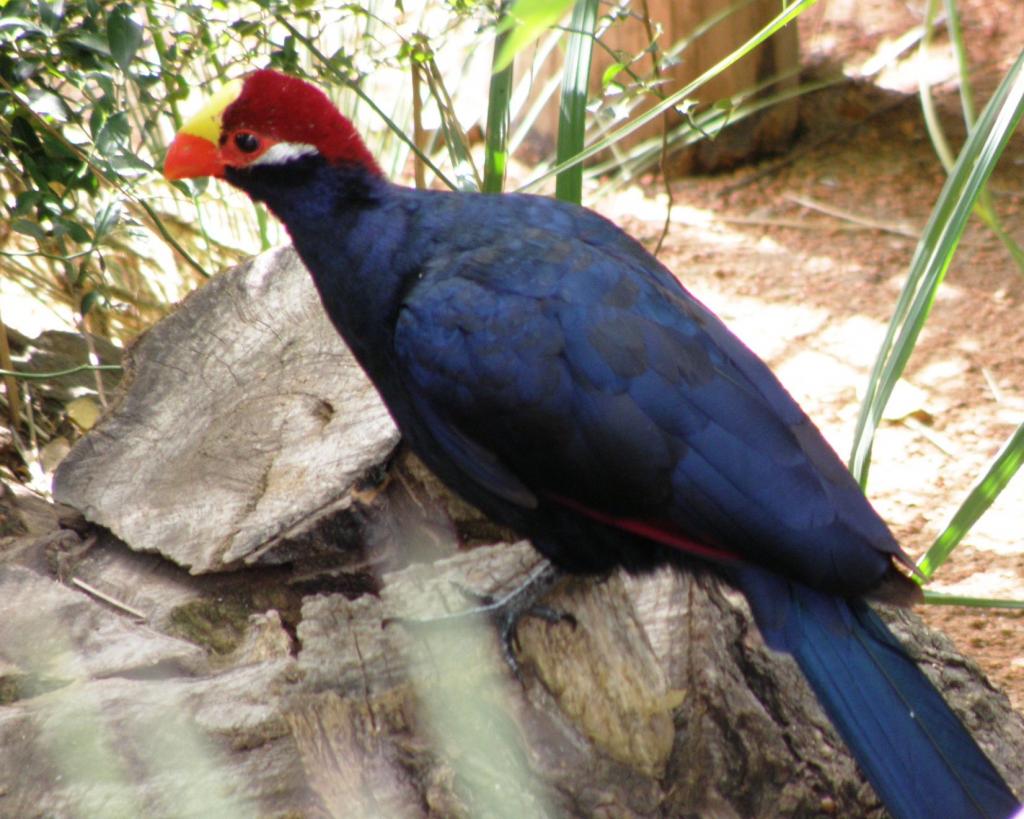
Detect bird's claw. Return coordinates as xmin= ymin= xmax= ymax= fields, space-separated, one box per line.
xmin=454 ymin=562 xmax=569 ymax=676
xmin=388 ymin=562 xmax=568 ymax=678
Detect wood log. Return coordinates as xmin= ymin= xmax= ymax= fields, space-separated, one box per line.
xmin=3 ymin=529 xmax=1020 ymax=817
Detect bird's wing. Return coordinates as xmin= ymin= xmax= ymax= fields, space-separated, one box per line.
xmin=393 ymin=219 xmax=901 ymax=589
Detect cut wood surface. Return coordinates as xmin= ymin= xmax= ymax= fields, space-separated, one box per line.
xmin=52 ymin=247 xmax=400 ymax=574
xmin=3 ymin=246 xmax=1020 ymax=817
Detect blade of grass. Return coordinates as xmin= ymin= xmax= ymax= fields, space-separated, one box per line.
xmin=254 ymin=203 xmax=271 ymax=252
xmin=849 ymin=50 xmax=1024 ymax=485
xmin=919 ymin=0 xmax=1024 ymax=273
xmin=591 ymin=68 xmax=830 ymax=197
xmin=942 ymin=0 xmax=975 ymax=129
xmin=922 ymin=591 xmax=1024 ymax=610
xmin=554 ymin=0 xmax=599 ymax=204
xmin=483 ymin=6 xmax=515 ymax=194
xmin=917 ymin=420 xmax=1024 ymax=581
xmin=507 ymin=25 xmax=567 ymax=156
xmin=918 ymin=0 xmax=956 ymax=170
xmin=518 ymin=0 xmax=816 ymax=193
xmin=411 ymin=58 xmax=427 ymax=190
xmin=0 ymin=364 xmax=123 ymax=380
xmin=423 ymin=57 xmax=482 ymax=192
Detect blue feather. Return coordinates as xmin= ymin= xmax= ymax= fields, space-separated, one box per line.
xmin=738 ymin=567 xmax=1020 ymax=819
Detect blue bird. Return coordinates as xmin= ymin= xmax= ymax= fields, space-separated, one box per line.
xmin=166 ymin=69 xmax=1020 ymax=819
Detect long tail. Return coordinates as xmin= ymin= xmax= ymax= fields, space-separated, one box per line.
xmin=736 ymin=567 xmax=1021 ymax=819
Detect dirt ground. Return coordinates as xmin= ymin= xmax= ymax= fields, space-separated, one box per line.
xmin=598 ymin=2 xmax=1024 ymax=708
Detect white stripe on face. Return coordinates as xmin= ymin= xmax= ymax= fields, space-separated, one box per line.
xmin=251 ymin=141 xmax=319 ymax=166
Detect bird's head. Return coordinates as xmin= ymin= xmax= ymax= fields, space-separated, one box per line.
xmin=163 ymin=69 xmax=382 ymax=182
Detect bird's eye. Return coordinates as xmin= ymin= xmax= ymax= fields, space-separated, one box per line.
xmin=234 ymin=132 xmax=260 ymax=153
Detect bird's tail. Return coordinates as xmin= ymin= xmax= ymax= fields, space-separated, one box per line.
xmin=736 ymin=567 xmax=1021 ymax=819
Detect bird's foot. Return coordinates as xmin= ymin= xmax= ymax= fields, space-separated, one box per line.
xmin=388 ymin=561 xmax=572 ymax=678
xmin=451 ymin=561 xmax=573 ymax=674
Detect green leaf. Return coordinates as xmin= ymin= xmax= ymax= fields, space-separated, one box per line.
xmin=0 ymin=18 xmax=48 ymax=36
xmin=93 ymin=199 xmax=122 ymax=241
xmin=89 ymin=107 xmax=107 ymax=140
xmin=96 ymin=111 xmax=131 ymax=157
xmin=66 ymin=31 xmax=112 ymax=57
xmin=55 ymin=216 xmax=91 ymax=244
xmin=93 ymin=72 xmax=116 ymax=100
xmin=10 ymin=116 xmax=44 ymax=155
xmin=12 ymin=219 xmax=48 ymax=240
xmin=231 ymin=19 xmax=262 ymax=38
xmin=39 ymin=130 xmax=79 ymax=162
xmin=494 ymin=0 xmax=575 ymax=73
xmin=483 ymin=10 xmax=515 ymax=194
xmin=12 ymin=190 xmax=42 ymax=217
xmin=601 ymin=62 xmax=626 ymax=89
xmin=107 ymin=5 xmax=143 ymax=71
xmin=38 ymin=0 xmax=66 ymax=32
xmin=555 ymin=0 xmax=599 ymax=205
xmin=109 ymin=154 xmax=151 ymax=177
xmin=80 ymin=290 xmax=102 ymax=317
xmin=917 ymin=421 xmax=1024 ymax=581
xmin=28 ymin=90 xmax=71 ymax=122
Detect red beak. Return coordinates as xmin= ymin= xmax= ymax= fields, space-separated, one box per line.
xmin=164 ymin=132 xmax=224 ymax=180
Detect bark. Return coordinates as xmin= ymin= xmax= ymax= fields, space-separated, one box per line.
xmin=2 ymin=247 xmax=1018 ymax=817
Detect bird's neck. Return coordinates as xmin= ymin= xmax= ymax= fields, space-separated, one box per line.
xmin=226 ymin=157 xmax=414 ymax=377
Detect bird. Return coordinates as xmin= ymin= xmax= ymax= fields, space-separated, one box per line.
xmin=164 ymin=69 xmax=1020 ymax=819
